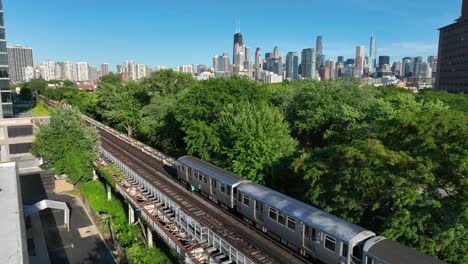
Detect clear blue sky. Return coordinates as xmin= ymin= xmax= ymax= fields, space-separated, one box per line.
xmin=4 ymin=0 xmax=463 ymax=69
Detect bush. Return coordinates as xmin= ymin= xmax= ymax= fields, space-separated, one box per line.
xmin=126 ymin=243 xmax=172 ymax=264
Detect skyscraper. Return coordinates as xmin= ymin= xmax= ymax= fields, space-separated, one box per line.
xmin=337 ymin=56 xmax=344 ymax=64
xmin=285 ymin=52 xmax=299 ymax=80
xmin=316 ymin=35 xmax=323 ymax=68
xmin=0 ymin=0 xmax=12 ymax=118
xmin=233 ymin=31 xmax=245 ymax=67
xmin=300 ymin=48 xmax=316 ymax=79
xmin=326 ymin=60 xmax=336 ymax=80
xmin=255 ymin=48 xmax=262 ymax=80
xmin=7 ymin=45 xmax=34 ymax=83
xmin=378 ymin=56 xmax=390 ymax=70
xmin=369 ymin=35 xmax=377 ymax=72
xmin=273 ymin=47 xmax=280 ymax=59
xmin=101 ymin=63 xmax=109 ymax=76
xmin=354 ymin=46 xmax=365 ymax=77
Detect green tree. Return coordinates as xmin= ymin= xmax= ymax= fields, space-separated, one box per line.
xmin=140 ymin=94 xmax=185 ymax=156
xmin=141 ymin=69 xmax=194 ymax=96
xmin=217 ymin=101 xmax=297 ymax=183
xmin=96 ymin=79 xmax=148 ymax=137
xmin=33 ymin=107 xmax=100 ymax=183
xmin=26 ymin=78 xmax=48 ymax=93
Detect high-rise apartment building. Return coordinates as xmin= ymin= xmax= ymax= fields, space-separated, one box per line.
xmin=41 ymin=60 xmax=55 ymax=81
xmin=285 ymin=52 xmax=299 ymax=80
xmin=77 ymin=62 xmax=89 ymax=81
xmin=101 ymin=63 xmax=109 ymax=76
xmin=300 ymin=48 xmax=316 ymax=79
xmin=7 ymin=45 xmax=33 ymax=83
xmin=354 ymin=46 xmax=365 ymax=77
xmin=63 ymin=61 xmax=77 ymax=81
xmin=0 ymin=0 xmax=12 ymax=118
xmin=435 ymin=0 xmax=468 ymax=93
xmin=326 ymin=60 xmax=336 ymax=80
xmin=369 ymin=36 xmax=377 ymax=72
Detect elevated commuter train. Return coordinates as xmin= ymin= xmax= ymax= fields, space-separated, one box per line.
xmin=177 ymin=156 xmax=446 ymax=264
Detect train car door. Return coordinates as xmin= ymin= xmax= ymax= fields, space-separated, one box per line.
xmin=303 ymin=225 xmax=319 ymax=255
xmin=254 ymin=200 xmax=264 ymax=222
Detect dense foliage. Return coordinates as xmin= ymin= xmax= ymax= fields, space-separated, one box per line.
xmin=32 ymin=107 xmax=100 ymax=183
xmin=36 ymin=71 xmax=467 ymax=263
xmin=81 ymin=180 xmax=174 ymax=263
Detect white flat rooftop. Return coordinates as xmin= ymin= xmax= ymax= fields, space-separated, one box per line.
xmin=0 ymin=162 xmax=29 ymax=264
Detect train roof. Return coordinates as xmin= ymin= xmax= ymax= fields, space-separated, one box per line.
xmin=238 ymin=183 xmax=374 ymax=242
xmin=178 ymin=156 xmax=246 ymax=186
xmin=364 ymin=237 xmax=447 ymax=264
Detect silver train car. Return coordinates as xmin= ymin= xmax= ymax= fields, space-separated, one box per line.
xmin=177 ymin=156 xmax=249 ymax=209
xmin=177 ymin=156 xmax=447 ymax=264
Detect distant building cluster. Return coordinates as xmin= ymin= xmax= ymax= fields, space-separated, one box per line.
xmin=9 ymin=0 xmax=468 ymax=94
xmin=207 ymin=31 xmax=438 ymax=88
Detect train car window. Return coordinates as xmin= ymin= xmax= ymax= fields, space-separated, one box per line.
xmin=287 ymin=217 xmax=296 ymax=230
xmin=194 ymin=171 xmax=199 ymax=179
xmin=227 ymin=186 xmax=231 ymax=196
xmin=366 ymin=256 xmax=374 ymax=264
xmin=220 ymin=184 xmax=226 ymax=193
xmin=269 ymin=208 xmax=277 ymax=220
xmin=325 ymin=235 xmax=336 ymax=252
xmin=243 ymin=195 xmax=250 ymax=206
xmin=188 ymin=167 xmax=192 ymax=175
xmin=342 ymin=243 xmax=348 ymax=258
xmin=311 ymin=228 xmax=317 ymax=241
xmin=203 ymin=175 xmax=208 ymax=183
xmin=304 ymin=225 xmax=310 ymax=237
xmin=278 ymin=212 xmax=286 ymax=225
xmin=238 ymin=193 xmax=242 ymax=202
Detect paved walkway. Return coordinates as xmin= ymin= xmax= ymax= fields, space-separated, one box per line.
xmin=40 ymin=193 xmax=115 ymax=264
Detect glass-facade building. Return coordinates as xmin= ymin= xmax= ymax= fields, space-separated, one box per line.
xmin=0 ymin=0 xmax=12 ymax=118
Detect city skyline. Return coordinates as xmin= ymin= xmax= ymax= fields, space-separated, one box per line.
xmin=3 ymin=0 xmax=462 ymax=68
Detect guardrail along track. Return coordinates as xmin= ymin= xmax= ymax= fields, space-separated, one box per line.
xmin=99 ymin=127 xmax=309 ymax=264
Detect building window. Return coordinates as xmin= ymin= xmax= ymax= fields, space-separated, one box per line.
xmin=243 ymin=195 xmax=250 ymax=206
xmin=287 ymin=217 xmax=296 ymax=230
xmin=269 ymin=208 xmax=277 ymax=221
xmin=9 ymin=143 xmax=32 ymax=155
xmin=325 ymin=235 xmax=336 ymax=252
xmin=7 ymin=126 xmax=33 ymax=138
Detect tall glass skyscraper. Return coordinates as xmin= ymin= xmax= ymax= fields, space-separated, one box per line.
xmin=0 ymin=0 xmax=12 ymax=118
xmin=369 ymin=35 xmax=377 ymax=72
xmin=301 ymin=48 xmax=317 ymax=79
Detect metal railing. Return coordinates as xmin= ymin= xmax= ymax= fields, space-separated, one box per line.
xmin=102 ymin=148 xmax=255 ymax=264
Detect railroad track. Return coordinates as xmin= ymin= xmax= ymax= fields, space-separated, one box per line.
xmin=99 ymin=128 xmax=309 ymax=264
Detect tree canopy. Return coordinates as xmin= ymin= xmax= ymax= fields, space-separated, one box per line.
xmin=33 ymin=107 xmax=100 ymax=183
xmin=37 ymin=73 xmax=467 ymax=263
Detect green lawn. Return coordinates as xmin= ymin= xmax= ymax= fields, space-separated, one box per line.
xmin=31 ymin=102 xmax=50 ymax=117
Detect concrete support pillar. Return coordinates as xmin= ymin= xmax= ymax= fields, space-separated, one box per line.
xmin=147 ymin=226 xmax=153 ymax=248
xmin=128 ymin=204 xmax=135 ymax=224
xmin=107 ymin=184 xmax=112 ymax=201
